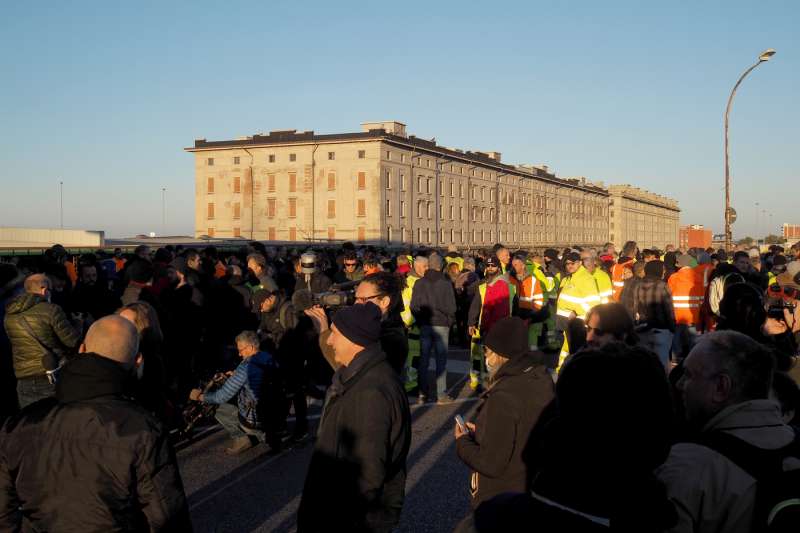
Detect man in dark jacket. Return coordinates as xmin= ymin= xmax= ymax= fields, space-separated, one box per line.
xmin=633 ymin=260 xmax=676 ymax=368
xmin=410 ymin=253 xmax=457 ymax=403
xmin=455 ymin=317 xmax=554 ymax=508
xmin=4 ymin=273 xmax=81 ymax=407
xmin=0 ymin=316 xmax=191 ymax=532
xmin=294 ymin=252 xmax=332 ymax=294
xmin=71 ymin=263 xmax=121 ymax=321
xmin=297 ymin=303 xmax=411 ymax=533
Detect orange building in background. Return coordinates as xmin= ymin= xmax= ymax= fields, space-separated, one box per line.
xmin=679 ymin=224 xmax=712 ymax=250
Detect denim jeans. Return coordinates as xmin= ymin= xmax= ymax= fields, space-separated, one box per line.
xmin=215 ymin=403 xmax=256 ymax=440
xmin=639 ymin=329 xmax=674 ymax=369
xmin=419 ymin=325 xmax=450 ymax=399
xmin=17 ymin=375 xmax=54 ymax=409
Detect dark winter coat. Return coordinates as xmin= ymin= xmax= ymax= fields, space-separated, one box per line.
xmin=3 ymin=293 xmax=81 ymax=379
xmin=410 ymin=270 xmax=457 ymax=327
xmin=456 ymin=353 xmax=555 ymax=508
xmin=298 ymin=344 xmax=411 ymax=533
xmin=0 ymin=353 xmax=191 ymax=532
xmin=380 ymin=314 xmax=409 ymax=375
xmin=293 ymin=272 xmax=333 ymax=295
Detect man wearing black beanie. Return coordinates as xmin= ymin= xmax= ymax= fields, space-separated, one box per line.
xmin=297 ymin=303 xmax=411 ymax=533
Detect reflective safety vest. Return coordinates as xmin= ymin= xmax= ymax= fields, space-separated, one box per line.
xmin=475 ymin=277 xmax=516 ymax=336
xmin=445 ymin=256 xmax=464 ymax=271
xmin=592 ymin=269 xmax=613 ymax=304
xmin=668 ymin=266 xmax=704 ymax=326
xmin=401 ymin=274 xmax=420 ymax=327
xmin=513 ymin=274 xmax=544 ymax=311
xmin=557 ymin=265 xmax=601 ymax=322
xmin=768 ymin=271 xmax=778 ymax=287
xmin=611 ymin=259 xmax=634 ymax=302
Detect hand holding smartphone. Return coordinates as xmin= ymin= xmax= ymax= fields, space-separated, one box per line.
xmin=455 ymin=414 xmax=469 ymax=434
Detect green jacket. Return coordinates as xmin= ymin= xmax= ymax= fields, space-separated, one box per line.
xmin=4 ymin=293 xmax=81 ymax=379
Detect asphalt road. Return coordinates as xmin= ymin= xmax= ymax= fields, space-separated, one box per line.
xmin=178 ymin=348 xmax=480 ymax=533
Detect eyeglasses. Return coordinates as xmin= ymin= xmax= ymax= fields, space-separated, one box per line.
xmin=355 ymin=293 xmax=384 ymax=304
xmin=768 ymin=284 xmax=797 ymax=300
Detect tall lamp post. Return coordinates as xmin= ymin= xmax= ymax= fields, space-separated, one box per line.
xmin=161 ymin=187 xmax=166 ymax=236
xmin=724 ymin=48 xmax=776 ymax=251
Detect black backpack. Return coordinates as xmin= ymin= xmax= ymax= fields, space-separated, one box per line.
xmin=251 ymin=356 xmax=287 ymax=434
xmin=697 ymin=429 xmax=800 ymax=533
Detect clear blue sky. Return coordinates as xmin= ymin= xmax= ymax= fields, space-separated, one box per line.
xmin=1 ymin=1 xmax=797 ymax=239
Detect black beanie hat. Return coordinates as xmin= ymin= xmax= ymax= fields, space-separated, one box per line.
xmin=484 ymin=317 xmax=529 ymax=360
xmin=333 ymin=302 xmax=382 ymax=347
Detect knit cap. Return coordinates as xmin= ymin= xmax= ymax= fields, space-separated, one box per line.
xmin=676 ymin=254 xmax=693 ymax=268
xmin=484 ymin=317 xmax=529 ymax=360
xmin=332 ymin=302 xmax=382 ymax=347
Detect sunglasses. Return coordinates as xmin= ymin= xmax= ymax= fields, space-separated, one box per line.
xmin=768 ymin=284 xmax=797 ymax=300
xmin=344 ymin=262 xmax=358 ymax=267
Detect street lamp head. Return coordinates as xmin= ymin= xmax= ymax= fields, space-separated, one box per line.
xmin=759 ymin=49 xmax=776 ymax=61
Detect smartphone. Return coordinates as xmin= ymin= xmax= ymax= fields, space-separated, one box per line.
xmin=455 ymin=414 xmax=468 ymax=433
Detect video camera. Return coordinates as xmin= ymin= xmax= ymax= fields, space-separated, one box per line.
xmin=767 ymin=299 xmax=796 ymax=320
xmin=291 ymin=282 xmax=358 ymax=312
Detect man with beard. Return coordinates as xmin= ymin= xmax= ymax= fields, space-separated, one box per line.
xmin=71 ymin=263 xmax=120 ymax=321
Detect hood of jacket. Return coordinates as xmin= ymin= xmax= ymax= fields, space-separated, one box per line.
xmin=55 ymin=353 xmax=135 ymax=404
xmin=6 ymin=292 xmax=47 ymax=315
xmin=703 ymin=399 xmax=795 ymax=450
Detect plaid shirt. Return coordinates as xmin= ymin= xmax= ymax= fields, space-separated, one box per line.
xmin=633 ymin=278 xmax=676 ymax=332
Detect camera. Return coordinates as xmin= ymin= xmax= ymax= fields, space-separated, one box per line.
xmin=767 ymin=300 xmax=796 ymax=320
xmin=292 ymin=287 xmax=355 ymax=311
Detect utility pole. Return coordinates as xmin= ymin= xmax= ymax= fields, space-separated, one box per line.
xmin=161 ymin=187 xmax=166 ymax=236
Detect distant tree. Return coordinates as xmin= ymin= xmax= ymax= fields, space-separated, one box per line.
xmin=737 ymin=236 xmax=755 ymax=247
xmin=764 ymin=234 xmax=786 ymax=245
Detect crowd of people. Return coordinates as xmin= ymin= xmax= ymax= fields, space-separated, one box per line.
xmin=0 ymin=237 xmax=798 ymax=531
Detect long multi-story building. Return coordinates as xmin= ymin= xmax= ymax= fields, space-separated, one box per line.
xmin=185 ymin=121 xmax=675 ymax=249
xmin=607 ymin=185 xmax=680 ymax=251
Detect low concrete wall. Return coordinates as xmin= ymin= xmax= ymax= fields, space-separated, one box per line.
xmin=0 ymin=227 xmax=105 ymax=248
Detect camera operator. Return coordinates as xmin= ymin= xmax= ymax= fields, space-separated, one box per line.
xmin=253 ymin=288 xmax=309 ymax=441
xmin=304 ymin=272 xmax=407 ymax=374
xmin=188 ymin=331 xmax=283 ymax=455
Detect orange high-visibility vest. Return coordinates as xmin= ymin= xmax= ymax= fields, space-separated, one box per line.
xmin=515 ymin=275 xmax=544 ymax=311
xmin=668 ymin=266 xmax=704 ymax=326
xmin=611 ymin=259 xmax=634 ymax=302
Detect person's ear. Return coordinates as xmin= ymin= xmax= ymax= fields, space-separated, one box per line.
xmin=79 ymin=343 xmax=87 ymax=354
xmin=713 ymin=373 xmax=733 ymax=404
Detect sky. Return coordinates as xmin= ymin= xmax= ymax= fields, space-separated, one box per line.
xmin=1 ymin=1 xmax=798 ymax=239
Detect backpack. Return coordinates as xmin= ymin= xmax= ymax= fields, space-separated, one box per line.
xmin=697 ymin=429 xmax=800 ymax=533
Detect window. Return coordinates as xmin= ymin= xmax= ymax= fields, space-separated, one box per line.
xmin=385 ymin=170 xmax=392 ymax=189
xmin=400 ymin=174 xmax=406 ymax=191
xmin=358 ymin=172 xmax=366 ymax=190
xmin=460 ymin=184 xmax=464 ymax=198
xmin=400 ymin=154 xmax=406 ymax=163
xmin=450 ymin=229 xmax=455 ymax=243
xmin=358 ymin=226 xmax=366 ymax=242
xmin=289 ymin=153 xmax=296 ymax=162
xmin=289 ymin=227 xmax=296 ymax=241
xmin=358 ymin=150 xmax=365 ymax=159
xmin=427 ymin=202 xmax=433 ymax=219
xmin=328 ymin=199 xmax=336 ymax=218
xmin=267 ymin=198 xmax=276 ymax=218
xmin=450 ymin=181 xmax=455 ymax=197
xmin=268 ymin=154 xmax=275 ymax=163
xmin=208 ymin=227 xmax=215 ymax=237
xmin=328 ymin=152 xmax=335 ymax=160
xmin=234 ymin=176 xmax=241 ymax=194
xmin=426 ymin=228 xmax=431 ymax=243
xmin=417 ymin=176 xmax=423 ymax=192
xmin=233 ymin=156 xmax=240 ymax=165
xmin=490 ymin=189 xmax=495 ymax=202
xmin=268 ymin=174 xmax=276 ymax=192
xmin=233 ymin=202 xmax=241 ymax=219
xmin=289 ymin=172 xmax=297 ymax=193
xmin=417 ymin=228 xmax=422 ymax=243
xmin=439 ymin=204 xmax=444 ymax=220
xmin=426 ymin=159 xmax=430 ymax=168
xmin=386 ymin=150 xmax=391 ymax=160
xmin=207 ymin=203 xmax=215 ymax=219
xmin=386 ymin=199 xmax=392 ymax=217
xmin=357 ymin=199 xmax=366 ymax=217
xmin=328 ymin=227 xmax=336 ymax=240
xmin=460 ymin=207 xmax=464 ymax=219
xmin=400 ymin=201 xmax=406 ymax=217
xmin=233 ymin=227 xmax=241 ymax=238
xmin=440 ymin=181 xmax=445 ymax=197
xmin=417 ymin=201 xmax=424 ymax=218
xmin=288 ymin=198 xmax=297 ymax=217
xmin=450 ymin=205 xmax=455 ymax=220
xmin=207 ymin=177 xmax=214 ymax=194
xmin=426 ymin=178 xmax=432 ymax=195
xmin=207 ymin=158 xmax=214 ymax=166
xmin=328 ymin=172 xmax=336 ymax=190
xmin=268 ymin=227 xmax=276 ymax=240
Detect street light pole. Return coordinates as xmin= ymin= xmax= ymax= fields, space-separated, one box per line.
xmin=59 ymin=181 xmax=63 ymax=229
xmin=161 ymin=187 xmax=166 ymax=236
xmin=724 ymin=48 xmax=775 ymax=251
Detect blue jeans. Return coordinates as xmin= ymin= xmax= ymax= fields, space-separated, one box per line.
xmin=17 ymin=375 xmax=54 ymax=409
xmin=419 ymin=325 xmax=450 ymax=399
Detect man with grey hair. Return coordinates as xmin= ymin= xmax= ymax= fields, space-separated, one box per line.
xmin=657 ymin=330 xmax=800 ymax=533
xmin=189 ymin=330 xmax=283 ymax=455
xmin=4 ymin=273 xmax=81 ymax=407
xmin=0 ymin=316 xmax=190 ymax=531
xmin=411 ymin=253 xmax=457 ymax=404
